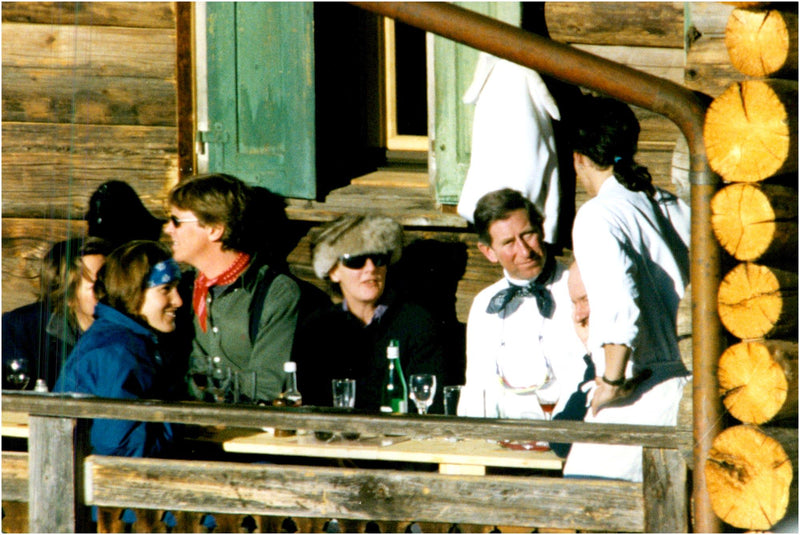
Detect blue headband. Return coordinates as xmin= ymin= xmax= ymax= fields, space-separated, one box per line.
xmin=147 ymin=259 xmax=182 ymax=288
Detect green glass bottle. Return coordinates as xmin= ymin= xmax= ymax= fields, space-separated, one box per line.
xmin=380 ymin=339 xmax=408 ymax=413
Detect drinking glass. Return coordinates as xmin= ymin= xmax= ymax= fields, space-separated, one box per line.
xmin=331 ymin=378 xmax=358 ymax=440
xmin=443 ymin=385 xmax=462 ymax=416
xmin=331 ymin=378 xmax=356 ymax=409
xmin=207 ymin=357 xmax=233 ymax=403
xmin=409 ymin=374 xmax=437 ymax=415
xmin=5 ymin=358 xmax=31 ymax=390
xmin=535 ymin=357 xmax=559 ymax=421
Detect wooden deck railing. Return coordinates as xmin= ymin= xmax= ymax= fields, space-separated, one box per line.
xmin=2 ymin=392 xmax=692 ymax=533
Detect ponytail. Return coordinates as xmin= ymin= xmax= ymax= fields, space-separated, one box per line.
xmin=613 ymin=156 xmax=655 ymax=197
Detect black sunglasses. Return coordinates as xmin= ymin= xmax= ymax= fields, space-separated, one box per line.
xmin=169 ymin=214 xmax=199 ymax=228
xmin=339 ymin=252 xmax=391 ymax=270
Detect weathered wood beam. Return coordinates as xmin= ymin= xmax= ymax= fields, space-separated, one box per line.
xmin=1 ymin=1 xmax=175 ymax=28
xmin=28 ymin=415 xmax=92 ymax=532
xmin=1 ymin=395 xmax=692 ymax=451
xmin=86 ymin=455 xmax=645 ymax=532
xmin=642 ymin=447 xmax=689 ymax=532
xmin=545 ymin=2 xmax=683 ymax=48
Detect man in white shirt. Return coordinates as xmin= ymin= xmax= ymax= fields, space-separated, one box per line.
xmin=457 ymin=188 xmax=586 ymax=422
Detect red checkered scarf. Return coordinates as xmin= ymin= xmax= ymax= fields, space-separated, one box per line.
xmin=192 ymin=252 xmax=251 ymax=332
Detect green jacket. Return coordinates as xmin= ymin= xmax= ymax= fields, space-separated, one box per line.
xmin=192 ymin=255 xmax=301 ymax=402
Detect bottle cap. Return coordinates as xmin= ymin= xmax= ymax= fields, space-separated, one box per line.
xmin=284 ymin=361 xmax=297 ymax=373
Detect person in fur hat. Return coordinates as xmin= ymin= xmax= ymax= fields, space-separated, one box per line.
xmin=293 ymin=214 xmax=446 ymax=413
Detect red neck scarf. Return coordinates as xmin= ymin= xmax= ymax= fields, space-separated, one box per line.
xmin=193 ymin=252 xmax=251 ymax=332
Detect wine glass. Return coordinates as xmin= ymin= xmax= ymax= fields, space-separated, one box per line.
xmin=409 ymin=374 xmax=437 ymax=415
xmin=5 ymin=358 xmax=31 ymax=390
xmin=535 ymin=357 xmax=559 ymax=421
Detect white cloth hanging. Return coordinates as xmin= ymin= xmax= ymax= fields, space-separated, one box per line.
xmin=457 ymin=53 xmax=561 ymax=245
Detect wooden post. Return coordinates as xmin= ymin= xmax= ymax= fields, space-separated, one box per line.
xmin=642 ymin=447 xmax=689 ymax=532
xmin=28 ymin=415 xmax=92 ymax=533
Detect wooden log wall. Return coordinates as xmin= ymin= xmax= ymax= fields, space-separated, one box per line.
xmin=701 ymin=4 xmax=799 ymax=532
xmin=1 ymin=2 xmax=754 ymax=327
xmin=1 ymin=2 xmax=179 ymax=312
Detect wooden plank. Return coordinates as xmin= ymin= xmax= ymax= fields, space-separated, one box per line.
xmin=572 ymin=44 xmax=684 ymax=85
xmin=685 ymin=36 xmax=749 ymax=97
xmin=2 ymin=67 xmax=177 ymax=126
xmin=86 ymin=455 xmax=645 ymax=532
xmin=176 ymin=1 xmax=195 ymax=178
xmin=217 ymin=432 xmax=563 ymax=471
xmin=1 ymin=395 xmax=694 ymax=451
xmin=642 ymin=447 xmax=689 ymax=532
xmin=1 ymin=22 xmax=176 ymax=79
xmin=1 ymin=2 xmax=176 ymax=29
xmin=1 ymin=122 xmax=177 ymax=220
xmin=28 ymin=415 xmax=92 ymax=532
xmin=0 ymin=501 xmax=28 ymax=533
xmin=2 ymin=218 xmax=87 ymax=313
xmin=1 ymin=452 xmax=29 ymax=502
xmin=545 ymin=2 xmax=684 ymax=48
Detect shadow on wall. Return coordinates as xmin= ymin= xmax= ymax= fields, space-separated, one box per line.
xmin=393 ymin=238 xmax=469 ymax=386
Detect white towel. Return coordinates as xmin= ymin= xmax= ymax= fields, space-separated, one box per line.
xmin=457 ymin=53 xmax=561 ymax=244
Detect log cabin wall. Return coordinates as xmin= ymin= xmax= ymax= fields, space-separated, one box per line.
xmin=1 ymin=2 xmax=179 ymax=312
xmin=2 ymin=2 xmax=745 ymax=326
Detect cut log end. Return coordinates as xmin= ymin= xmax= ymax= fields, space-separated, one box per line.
xmin=705 ymin=425 xmax=793 ymax=530
xmin=704 ymin=80 xmax=798 ymax=183
xmin=717 ymin=263 xmax=799 ymax=340
xmin=725 ymin=8 xmax=797 ymax=77
xmin=710 ymin=183 xmax=799 ymax=264
xmin=718 ymin=340 xmax=798 ymax=424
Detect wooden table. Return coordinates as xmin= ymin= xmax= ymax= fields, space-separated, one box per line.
xmin=211 ymin=427 xmax=563 ymax=475
xmin=3 ymin=409 xmax=564 ymax=475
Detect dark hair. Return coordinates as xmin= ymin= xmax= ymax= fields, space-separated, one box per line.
xmin=168 ymin=173 xmax=251 ymax=252
xmin=473 ymin=188 xmax=544 ymax=245
xmin=40 ymin=237 xmax=114 ymax=322
xmin=95 ymin=240 xmax=173 ymax=322
xmin=571 ymin=95 xmax=655 ymax=196
xmin=86 ymin=180 xmax=164 ymax=248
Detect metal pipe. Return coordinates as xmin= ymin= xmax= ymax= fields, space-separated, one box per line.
xmin=352 ymin=2 xmax=723 ymax=531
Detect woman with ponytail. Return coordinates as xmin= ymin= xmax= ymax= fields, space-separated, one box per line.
xmin=563 ymin=96 xmax=690 ymax=482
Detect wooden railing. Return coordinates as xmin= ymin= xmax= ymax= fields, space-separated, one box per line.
xmin=2 ymin=392 xmax=692 ymax=533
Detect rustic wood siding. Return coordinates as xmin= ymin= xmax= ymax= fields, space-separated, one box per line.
xmin=1 ymin=1 xmax=178 ymax=312
xmin=2 ymin=2 xmax=746 ymax=324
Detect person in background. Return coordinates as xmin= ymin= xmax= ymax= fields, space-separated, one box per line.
xmin=86 ymin=180 xmax=165 ymax=249
xmin=549 ymin=262 xmax=596 ymax=457
xmin=457 ymin=188 xmax=586 ymax=420
xmin=54 ymin=240 xmax=182 ymax=457
xmin=293 ymin=214 xmax=446 ymax=412
xmin=563 ymin=95 xmax=690 ymax=482
xmin=3 ymin=237 xmax=113 ymax=390
xmin=164 ymin=173 xmax=301 ymax=403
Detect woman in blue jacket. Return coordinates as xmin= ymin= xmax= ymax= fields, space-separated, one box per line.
xmin=55 ymin=240 xmax=183 ymax=458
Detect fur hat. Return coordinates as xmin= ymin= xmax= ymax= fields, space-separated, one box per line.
xmin=312 ymin=215 xmax=403 ymax=279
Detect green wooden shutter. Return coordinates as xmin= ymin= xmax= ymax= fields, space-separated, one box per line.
xmin=431 ymin=2 xmax=520 ymax=205
xmin=205 ymin=2 xmax=316 ymax=198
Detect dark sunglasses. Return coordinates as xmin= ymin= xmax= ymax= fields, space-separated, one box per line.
xmin=169 ymin=214 xmax=199 ymax=228
xmin=339 ymin=252 xmax=391 ymax=270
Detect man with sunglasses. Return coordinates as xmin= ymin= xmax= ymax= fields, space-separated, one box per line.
xmin=165 ymin=173 xmax=301 ymax=403
xmin=458 ymin=189 xmax=586 ymax=429
xmin=292 ymin=214 xmax=446 ymax=412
